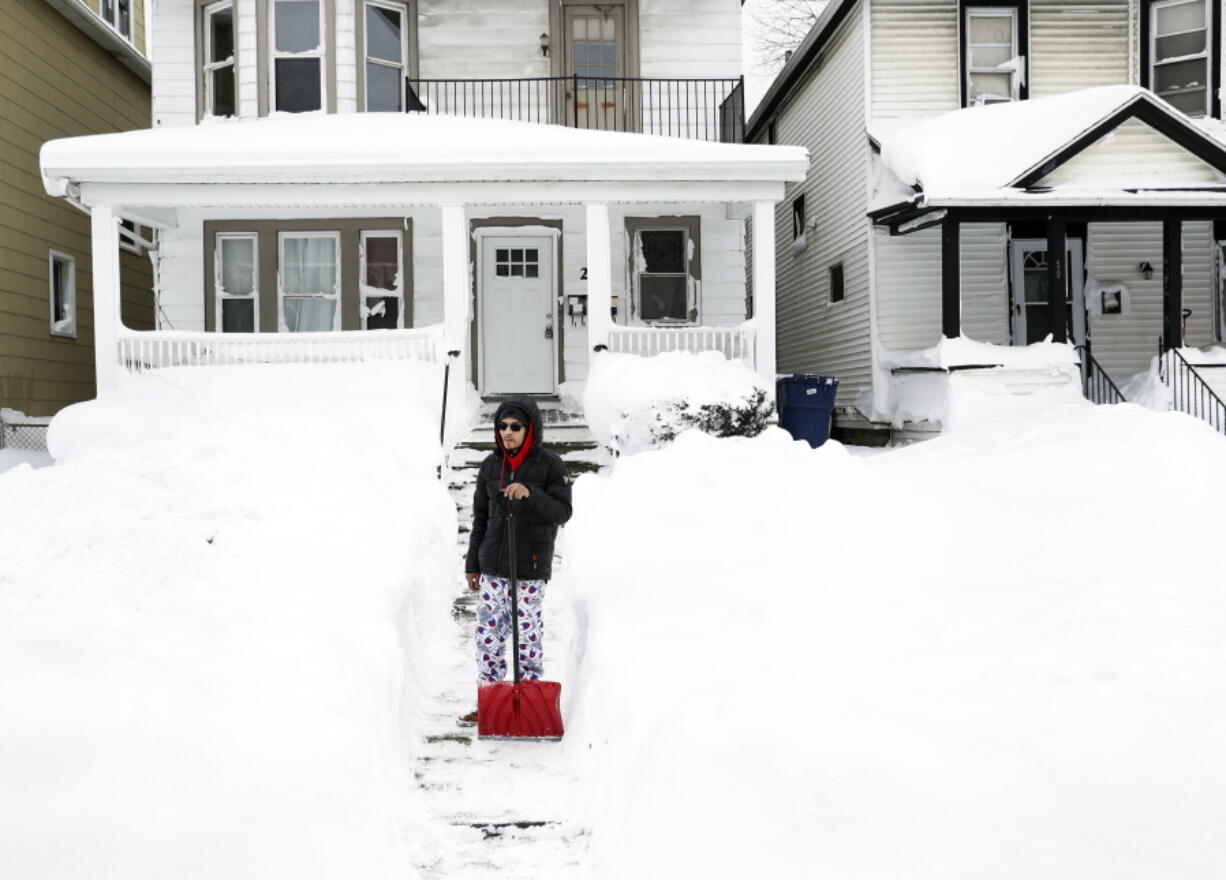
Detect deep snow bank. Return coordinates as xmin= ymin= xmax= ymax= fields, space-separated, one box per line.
xmin=562 ymin=403 xmax=1226 ymax=879
xmin=0 ymin=363 xmax=456 ymax=879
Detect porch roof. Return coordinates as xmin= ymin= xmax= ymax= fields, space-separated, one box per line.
xmin=870 ymin=86 xmax=1226 ymax=218
xmin=40 ymin=113 xmax=808 ymax=199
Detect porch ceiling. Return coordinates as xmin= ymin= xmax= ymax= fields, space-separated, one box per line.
xmin=41 ymin=113 xmax=808 ymax=208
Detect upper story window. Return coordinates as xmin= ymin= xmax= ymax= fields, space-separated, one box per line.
xmin=961 ymin=3 xmax=1028 ymax=107
xmin=360 ymin=0 xmax=413 ymax=112
xmin=1146 ymin=0 xmax=1215 ymax=117
xmin=271 ymin=0 xmax=326 ymax=112
xmin=202 ymin=1 xmax=237 ymax=118
xmin=100 ymin=0 xmax=133 ymax=41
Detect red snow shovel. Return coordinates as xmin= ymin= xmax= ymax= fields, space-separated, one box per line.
xmin=477 ymin=500 xmax=564 ymax=741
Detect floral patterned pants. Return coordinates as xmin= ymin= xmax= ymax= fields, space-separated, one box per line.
xmin=475 ymin=574 xmax=547 ymax=684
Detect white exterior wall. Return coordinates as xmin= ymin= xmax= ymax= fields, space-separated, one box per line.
xmin=151 ymin=0 xmax=197 ymax=127
xmin=639 ymin=0 xmax=740 ymax=77
xmin=1086 ymin=221 xmax=1217 ymax=381
xmin=417 ymin=0 xmax=549 ymax=79
xmin=770 ymin=4 xmax=871 ymax=405
xmin=874 ymin=223 xmax=1009 ymax=352
xmin=1029 ymin=0 xmax=1131 ymax=97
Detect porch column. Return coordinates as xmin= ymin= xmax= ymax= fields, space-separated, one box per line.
xmin=440 ymin=203 xmax=469 ymax=415
xmin=585 ymin=203 xmax=612 ymax=352
xmin=941 ymin=215 xmax=960 ymax=338
xmin=90 ymin=204 xmax=122 ymax=395
xmin=1046 ymin=216 xmax=1067 ymax=343
xmin=752 ymin=200 xmax=777 ymax=384
xmin=1163 ymin=218 xmax=1183 ymax=350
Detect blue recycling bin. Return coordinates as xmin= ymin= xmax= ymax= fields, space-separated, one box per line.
xmin=776 ymin=375 xmax=838 ymax=448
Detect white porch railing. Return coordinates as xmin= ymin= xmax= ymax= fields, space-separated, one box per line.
xmin=117 ymin=326 xmax=444 ymax=370
xmin=606 ymin=324 xmax=755 ymax=363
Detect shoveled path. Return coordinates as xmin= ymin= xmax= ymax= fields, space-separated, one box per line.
xmin=410 ymin=401 xmax=607 ymax=879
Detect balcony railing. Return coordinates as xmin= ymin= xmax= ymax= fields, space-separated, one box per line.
xmin=406 ymin=75 xmax=745 ymax=143
xmin=607 ymin=324 xmax=755 ymax=363
xmin=117 ymin=327 xmax=443 ymax=371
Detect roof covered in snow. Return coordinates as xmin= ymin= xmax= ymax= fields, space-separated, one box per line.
xmin=872 ymin=86 xmax=1226 ymax=207
xmin=40 ymin=113 xmax=809 ymax=193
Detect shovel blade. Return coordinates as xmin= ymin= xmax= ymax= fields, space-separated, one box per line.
xmin=477 ymin=680 xmax=564 ymax=740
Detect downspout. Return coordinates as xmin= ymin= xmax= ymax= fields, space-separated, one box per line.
xmin=861 ymin=0 xmax=888 ymax=424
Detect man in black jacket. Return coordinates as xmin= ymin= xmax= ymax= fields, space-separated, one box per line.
xmin=458 ymin=397 xmax=572 ymax=726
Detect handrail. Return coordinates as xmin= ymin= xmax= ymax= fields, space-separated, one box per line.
xmin=606 ymin=324 xmax=755 ymax=363
xmin=405 ymin=75 xmax=745 ymax=142
xmin=1160 ymin=346 xmax=1226 ymax=434
xmin=117 ymin=326 xmax=444 ymax=371
xmin=1075 ymin=345 xmax=1126 ymax=405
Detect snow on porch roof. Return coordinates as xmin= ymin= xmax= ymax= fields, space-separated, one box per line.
xmin=40 ymin=112 xmax=808 ymax=192
xmin=873 ymin=85 xmax=1226 ymax=204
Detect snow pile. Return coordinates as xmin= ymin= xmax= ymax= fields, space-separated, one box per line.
xmin=0 ymin=362 xmax=456 ymax=879
xmin=879 ymin=335 xmax=1085 ymax=429
xmin=562 ymin=404 xmax=1226 ymax=879
xmin=582 ymin=350 xmax=772 ymax=454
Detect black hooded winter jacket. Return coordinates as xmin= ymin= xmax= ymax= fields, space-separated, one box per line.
xmin=464 ymin=397 xmax=573 ymax=582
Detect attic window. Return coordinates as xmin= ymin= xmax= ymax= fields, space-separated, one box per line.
xmin=961 ymin=3 xmax=1027 ymax=107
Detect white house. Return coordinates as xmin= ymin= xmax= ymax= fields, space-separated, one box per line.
xmin=748 ymin=0 xmax=1226 ymax=439
xmin=38 ymin=0 xmax=807 ymax=420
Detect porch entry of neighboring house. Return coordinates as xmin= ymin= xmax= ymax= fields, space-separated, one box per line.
xmin=479 ymin=235 xmax=557 ymax=394
xmin=1009 ymin=239 xmax=1086 ymax=346
xmin=562 ymin=4 xmax=628 ymax=131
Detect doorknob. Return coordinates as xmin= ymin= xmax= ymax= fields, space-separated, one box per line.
xmin=544 ymin=312 xmax=554 ymax=339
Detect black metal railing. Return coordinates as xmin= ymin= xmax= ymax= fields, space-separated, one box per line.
xmin=1159 ymin=346 xmax=1226 ymax=434
xmin=405 ymin=75 xmax=745 ymax=142
xmin=1076 ymin=346 xmax=1126 ymax=405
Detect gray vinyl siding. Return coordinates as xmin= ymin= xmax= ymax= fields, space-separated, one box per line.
xmin=1029 ymin=0 xmax=1131 ymax=97
xmin=772 ymin=2 xmax=871 ymax=405
xmin=870 ymin=0 xmax=958 ymax=121
xmin=874 ymin=223 xmax=1009 ymax=351
xmin=1086 ymin=221 xmax=1217 ymax=383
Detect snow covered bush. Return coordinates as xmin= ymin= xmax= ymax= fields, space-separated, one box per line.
xmin=582 ymin=350 xmax=772 ymax=455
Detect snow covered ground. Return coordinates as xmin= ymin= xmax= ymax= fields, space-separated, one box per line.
xmin=561 ymin=398 xmax=1226 ymax=879
xmin=0 ymin=363 xmax=457 ymax=879
xmin=3 ymin=362 xmax=1225 ymax=879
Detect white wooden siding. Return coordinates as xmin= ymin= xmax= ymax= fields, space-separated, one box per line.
xmin=773 ymin=4 xmax=871 ymax=404
xmin=1039 ymin=118 xmax=1225 ymax=188
xmin=874 ymin=222 xmax=1008 ymax=351
xmin=1085 ymin=221 xmax=1216 ymax=382
xmin=151 ymin=0 xmax=196 ymax=127
xmin=417 ymin=0 xmax=549 ymax=80
xmin=1029 ymin=0 xmax=1130 ymax=97
xmin=870 ymin=0 xmax=958 ymax=121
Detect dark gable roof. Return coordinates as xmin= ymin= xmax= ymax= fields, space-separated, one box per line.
xmin=745 ymin=0 xmax=858 ymax=142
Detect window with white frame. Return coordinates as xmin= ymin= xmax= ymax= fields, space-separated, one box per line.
xmin=362 ymin=0 xmax=410 ymax=112
xmin=100 ymin=0 xmax=133 ymax=41
xmin=48 ymin=251 xmax=76 ymax=338
xmin=203 ymin=0 xmax=237 ymax=117
xmin=271 ymin=0 xmax=325 ymax=113
xmin=634 ymin=228 xmax=692 ymax=323
xmin=1149 ymin=0 xmax=1211 ymax=117
xmin=964 ymin=6 xmax=1024 ymax=106
xmin=279 ymin=231 xmax=340 ymax=331
xmin=216 ymin=233 xmax=259 ymax=332
xmin=360 ymin=230 xmax=403 ymax=329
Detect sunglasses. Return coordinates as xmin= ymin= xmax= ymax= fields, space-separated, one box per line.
xmin=498 ymin=421 xmax=525 ymax=432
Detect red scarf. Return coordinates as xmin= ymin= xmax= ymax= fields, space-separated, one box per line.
xmin=497 ymin=421 xmax=535 ymax=484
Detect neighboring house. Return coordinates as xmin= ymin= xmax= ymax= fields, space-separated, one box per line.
xmin=1 ymin=0 xmax=154 ymax=422
xmin=748 ymin=0 xmax=1226 ymax=440
xmin=37 ymin=0 xmax=806 ymax=423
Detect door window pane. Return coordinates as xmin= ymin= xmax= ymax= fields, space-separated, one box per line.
xmin=366 ymin=5 xmax=402 ymax=62
xmin=276 ymin=58 xmax=323 ymax=112
xmin=366 ymin=63 xmax=402 ymax=112
xmin=275 ymin=0 xmax=321 ymax=52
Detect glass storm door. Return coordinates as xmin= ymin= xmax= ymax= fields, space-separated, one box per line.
xmin=480 ymin=236 xmax=555 ymax=394
xmin=563 ymin=6 xmax=627 ymax=131
xmin=1010 ymin=239 xmax=1086 ymax=346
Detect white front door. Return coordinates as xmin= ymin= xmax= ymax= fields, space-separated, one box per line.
xmin=1010 ymin=239 xmax=1086 ymax=346
xmin=480 ymin=236 xmax=556 ymax=394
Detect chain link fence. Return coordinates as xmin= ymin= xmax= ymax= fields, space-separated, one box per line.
xmin=0 ymin=418 xmax=50 ymax=453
